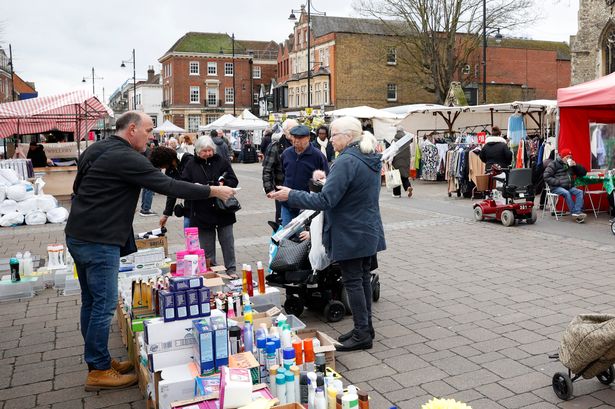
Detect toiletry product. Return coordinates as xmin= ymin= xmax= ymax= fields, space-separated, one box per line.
xmin=358 ymin=391 xmax=369 ymax=409
xmin=285 ymin=370 xmax=296 ymax=403
xmin=229 ymin=326 xmax=242 ymax=355
xmin=269 ymin=365 xmax=278 ymax=397
xmin=241 ymin=264 xmax=248 ymax=294
xmin=291 ymin=365 xmax=301 ymax=404
xmin=9 ymin=258 xmax=20 ymax=282
xmin=283 ymin=347 xmax=296 ymax=370
xmin=246 ymin=264 xmax=254 ymax=296
xmin=336 ymin=393 xmax=343 ymax=409
xmin=243 ymin=322 xmax=254 ymax=354
xmin=266 ymin=342 xmax=277 ymax=370
xmin=257 ymin=261 xmax=266 ymax=294
xmin=293 ymin=340 xmax=304 ymax=368
xmin=184 ymin=227 xmax=200 ymax=251
xmin=276 ymin=373 xmax=287 ymax=404
xmin=315 ymin=387 xmax=327 ymax=409
xmin=257 ymin=336 xmax=268 ymax=384
xmin=307 ymin=371 xmax=317 ymax=409
xmin=304 ymin=338 xmax=315 ymax=371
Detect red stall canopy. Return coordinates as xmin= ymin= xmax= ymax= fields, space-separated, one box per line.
xmin=557 ymin=72 xmax=615 ymax=169
xmin=0 ymin=90 xmax=113 ymax=139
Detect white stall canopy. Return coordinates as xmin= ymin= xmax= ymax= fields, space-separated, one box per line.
xmin=198 ymin=114 xmax=236 ymax=131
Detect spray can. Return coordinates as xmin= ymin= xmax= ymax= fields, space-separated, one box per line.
xmin=293 ymin=340 xmax=304 ymax=369
xmin=276 ymin=373 xmax=287 ymax=404
xmin=269 ymin=365 xmax=279 ymax=397
xmin=283 ymin=347 xmax=296 ymax=370
xmin=9 ymin=258 xmax=20 ymax=282
xmin=315 ymin=352 xmax=326 ymax=375
xmin=266 ymin=342 xmax=277 ymax=370
xmin=286 ymin=371 xmax=296 ymax=403
xmin=304 ymin=338 xmax=315 ymax=372
xmin=257 ymin=336 xmax=268 ymax=383
xmin=290 ymin=365 xmax=301 ymax=404
xmin=243 ymin=322 xmax=254 ymax=354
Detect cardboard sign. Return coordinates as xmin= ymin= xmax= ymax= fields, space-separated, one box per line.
xmin=137 ymin=236 xmax=168 ymax=256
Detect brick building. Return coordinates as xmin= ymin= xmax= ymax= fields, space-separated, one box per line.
xmin=158 ymin=32 xmax=277 ymax=131
xmin=0 ymin=47 xmax=12 ymax=103
xmin=108 ymin=67 xmax=162 ymax=127
xmin=275 ymin=12 xmax=571 ymax=110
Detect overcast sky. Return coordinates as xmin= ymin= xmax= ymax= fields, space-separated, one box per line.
xmin=1 ymin=0 xmax=578 ymax=100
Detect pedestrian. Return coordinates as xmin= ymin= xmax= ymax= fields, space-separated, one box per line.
xmin=543 ymin=148 xmax=588 ymax=222
xmin=65 ymin=111 xmax=235 ymax=391
xmin=390 ymin=127 xmax=413 ymax=198
xmin=260 ymin=128 xmax=272 ymax=158
xmin=269 ymin=116 xmax=386 ymax=351
xmin=210 ymin=129 xmax=231 ymax=161
xmin=479 ymin=126 xmax=512 ymax=171
xmin=181 ymin=134 xmax=195 ymax=155
xmin=139 ymin=140 xmax=156 ymax=217
xmin=262 ymin=119 xmax=296 ymax=225
xmin=182 ymin=135 xmax=240 ymax=276
xmin=278 ymin=124 xmax=329 ymax=226
xmin=312 ymin=125 xmax=335 ymax=162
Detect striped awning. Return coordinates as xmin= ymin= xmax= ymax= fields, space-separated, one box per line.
xmin=0 ymin=90 xmax=113 ymax=138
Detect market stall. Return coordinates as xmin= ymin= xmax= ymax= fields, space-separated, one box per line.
xmin=198 ymin=114 xmax=236 ymax=132
xmin=154 ymin=120 xmax=186 ymax=134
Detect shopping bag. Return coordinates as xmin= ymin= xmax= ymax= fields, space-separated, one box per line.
xmin=308 ymin=212 xmax=330 ymax=271
xmin=269 ymin=239 xmax=311 ymax=272
xmin=385 ymin=168 xmax=402 ymax=190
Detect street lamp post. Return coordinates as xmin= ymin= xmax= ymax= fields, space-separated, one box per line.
xmin=121 ymin=49 xmax=137 ymax=109
xmin=82 ymin=67 xmax=104 ymax=97
xmin=289 ymin=1 xmax=325 ymax=109
xmin=482 ymin=0 xmax=502 ymax=104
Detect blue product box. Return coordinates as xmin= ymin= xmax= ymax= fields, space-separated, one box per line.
xmin=210 ymin=315 xmax=229 ymax=369
xmin=175 ymin=291 xmax=188 ymax=320
xmin=186 ymin=289 xmax=200 ymax=318
xmin=158 ymin=290 xmax=175 ymax=322
xmin=197 ymin=287 xmax=211 ymax=317
xmin=169 ymin=276 xmax=202 ymax=292
xmin=193 ymin=318 xmax=215 ymax=375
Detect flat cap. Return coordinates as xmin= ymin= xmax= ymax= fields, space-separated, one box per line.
xmin=290 ymin=125 xmax=311 ymax=137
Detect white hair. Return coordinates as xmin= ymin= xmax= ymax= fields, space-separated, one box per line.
xmin=195 ymin=135 xmax=217 ymax=154
xmin=282 ymin=119 xmax=299 ymax=132
xmin=330 ymin=116 xmax=377 ymax=154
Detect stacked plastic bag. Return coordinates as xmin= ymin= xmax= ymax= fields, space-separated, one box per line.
xmin=0 ymin=168 xmax=69 ymax=227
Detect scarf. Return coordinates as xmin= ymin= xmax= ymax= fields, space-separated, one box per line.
xmin=316 ymin=138 xmax=328 ymax=155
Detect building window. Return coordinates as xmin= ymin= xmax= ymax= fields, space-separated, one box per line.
xmin=188 ymin=115 xmax=200 ymax=132
xmin=206 ymin=114 xmax=218 ymax=124
xmin=315 ymin=83 xmax=322 ymax=105
xmin=225 ymin=63 xmax=234 ymax=76
xmin=253 ymin=66 xmax=261 ymax=79
xmin=150 ymin=115 xmax=158 ymax=127
xmin=296 ymin=87 xmax=300 ymax=107
xmin=190 ymin=86 xmax=200 ymax=104
xmin=207 ymin=62 xmax=217 ymax=76
xmin=253 ymin=93 xmax=259 ymax=105
xmin=387 ymin=48 xmax=397 ymax=65
xmin=189 ymin=61 xmax=199 ymax=75
xmin=323 ymin=82 xmax=329 ymax=105
xmin=301 ymin=85 xmax=307 ymax=107
xmin=288 ymin=88 xmax=294 ymax=108
xmin=225 ymin=87 xmax=234 ymax=104
xmin=387 ymin=83 xmax=397 ymax=101
xmin=207 ymin=88 xmax=218 ymax=106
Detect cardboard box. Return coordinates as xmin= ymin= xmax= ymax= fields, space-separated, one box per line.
xmin=295 ymin=329 xmax=338 ymax=370
xmin=157 ymin=363 xmax=200 ymax=409
xmin=158 ymin=291 xmax=176 ymax=322
xmin=175 ymin=292 xmax=189 ymax=320
xmin=170 ymin=277 xmax=202 ymax=292
xmin=137 ymin=235 xmax=169 ymax=256
xmin=186 ymin=289 xmax=200 ymax=318
xmin=149 ymin=348 xmax=195 ymax=373
xmin=200 ymin=273 xmax=225 ymax=293
xmin=144 ymin=318 xmax=198 ymax=354
xmin=192 ymin=318 xmax=215 ymax=375
xmin=272 ymin=404 xmax=303 ymax=409
xmin=228 ymin=352 xmax=260 ymax=385
xmin=171 ymin=384 xmax=273 ymax=408
xmin=196 ymin=287 xmax=211 ymax=317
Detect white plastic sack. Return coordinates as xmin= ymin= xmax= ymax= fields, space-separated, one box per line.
xmin=47 ymin=207 xmax=69 ymax=223
xmin=25 ymin=211 xmax=47 ymax=225
xmin=36 ymin=195 xmax=58 ymax=212
xmin=0 ymin=199 xmax=18 ymax=215
xmin=0 ymin=168 xmax=19 ymax=185
xmin=0 ymin=211 xmax=24 ymax=227
xmin=6 ymin=182 xmax=34 ymax=201
xmin=0 ymin=186 xmax=5 ymax=201
xmin=308 ymin=212 xmax=331 ymax=271
xmin=17 ymin=197 xmax=39 ymax=214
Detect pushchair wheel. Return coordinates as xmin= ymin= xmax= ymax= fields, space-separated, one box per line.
xmin=552 ymin=372 xmax=573 ymax=400
xmin=611 ymin=220 xmax=615 ymax=235
xmin=324 ymin=301 xmax=346 ymax=323
xmin=284 ymin=296 xmax=304 ymax=317
xmin=596 ymin=365 xmax=615 ymax=385
xmin=372 ymin=279 xmax=381 ymax=302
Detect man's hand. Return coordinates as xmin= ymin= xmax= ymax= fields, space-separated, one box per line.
xmin=299 ymin=231 xmax=310 ymax=241
xmin=159 ymin=215 xmax=169 ymax=228
xmin=268 ymin=186 xmax=291 ymax=202
xmin=312 ymin=170 xmax=326 ymax=181
xmin=210 ymin=186 xmax=236 ymax=201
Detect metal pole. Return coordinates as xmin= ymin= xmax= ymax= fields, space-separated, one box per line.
xmin=9 ymin=44 xmax=15 ymax=101
xmin=482 ymin=0 xmax=487 ymax=104
xmin=249 ymin=59 xmax=254 ymax=114
xmin=91 ymin=67 xmax=95 ymax=95
xmin=132 ymin=49 xmax=137 ymax=110
xmin=307 ymin=0 xmax=311 ymax=108
xmin=232 ymin=34 xmax=236 ymax=116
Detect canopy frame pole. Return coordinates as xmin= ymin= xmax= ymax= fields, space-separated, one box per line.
xmin=76 ymin=104 xmax=81 ymax=157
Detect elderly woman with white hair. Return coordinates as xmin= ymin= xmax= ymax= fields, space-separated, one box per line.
xmin=270 ymin=116 xmax=386 ymax=351
xmin=182 ymin=135 xmax=239 ymax=275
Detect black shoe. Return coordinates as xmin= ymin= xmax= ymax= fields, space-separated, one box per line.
xmin=338 ymin=327 xmax=375 ymax=343
xmin=336 ymin=332 xmax=373 ymax=352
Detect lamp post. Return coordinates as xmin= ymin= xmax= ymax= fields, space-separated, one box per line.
xmin=121 ymin=49 xmax=137 ymax=109
xmin=482 ymin=0 xmax=502 ymax=104
xmin=82 ymin=67 xmax=104 ymax=97
xmin=289 ymin=1 xmax=326 ymax=109
xmin=248 ymin=51 xmax=254 ymax=114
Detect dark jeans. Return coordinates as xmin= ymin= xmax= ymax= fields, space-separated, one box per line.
xmin=141 ymin=189 xmax=154 ymax=212
xmin=275 ymin=200 xmax=282 ymax=225
xmin=197 ymin=224 xmax=236 ymax=273
xmin=66 ymin=236 xmax=120 ymax=371
xmin=393 ymin=176 xmax=411 ymax=196
xmin=339 ymin=256 xmax=373 ymax=334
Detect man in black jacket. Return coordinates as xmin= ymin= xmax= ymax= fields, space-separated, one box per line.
xmin=543 ymin=148 xmax=587 ymax=222
xmin=65 ymin=112 xmax=235 ymax=392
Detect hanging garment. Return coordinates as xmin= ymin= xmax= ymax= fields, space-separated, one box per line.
xmin=508 ymin=114 xmax=527 ymax=146
xmin=536 ymin=142 xmax=545 ymax=167
xmin=515 ymin=140 xmax=525 ymax=168
xmin=420 ymin=144 xmax=439 ymax=181
xmin=435 ymin=143 xmax=449 ymax=171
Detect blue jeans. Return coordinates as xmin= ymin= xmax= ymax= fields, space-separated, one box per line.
xmin=141 ymin=189 xmax=154 ymax=212
xmin=66 ymin=236 xmax=120 ymax=371
xmin=281 ymin=206 xmax=300 ymax=227
xmin=551 ymin=186 xmax=584 ymax=214
xmin=339 ymin=256 xmax=373 ymax=333
xmin=184 ymin=217 xmax=191 ymax=230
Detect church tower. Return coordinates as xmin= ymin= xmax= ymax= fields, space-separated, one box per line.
xmin=571 ymin=0 xmax=615 ymax=84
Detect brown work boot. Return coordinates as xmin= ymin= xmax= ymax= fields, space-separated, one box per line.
xmin=111 ymin=358 xmax=134 ymax=374
xmin=85 ymin=368 xmax=138 ymax=391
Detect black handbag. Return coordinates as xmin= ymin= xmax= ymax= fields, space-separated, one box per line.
xmin=173 ymin=202 xmax=185 ymax=217
xmin=214 ymin=197 xmax=241 ymax=213
xmin=270 ymin=239 xmax=311 ymax=272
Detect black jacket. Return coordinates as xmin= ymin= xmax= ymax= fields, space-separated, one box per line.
xmin=65 ymin=136 xmax=212 ymax=247
xmin=479 ymin=136 xmax=512 ymax=170
xmin=182 ymin=153 xmax=239 ymax=228
xmin=311 ymin=139 xmax=335 ymax=162
xmin=544 ymin=158 xmax=587 ymax=189
xmin=391 ymin=133 xmax=411 ymax=178
xmin=262 ymin=134 xmax=291 ymax=193
xmin=162 ymin=153 xmax=193 ymax=217
xmin=213 ymin=137 xmax=230 ymax=160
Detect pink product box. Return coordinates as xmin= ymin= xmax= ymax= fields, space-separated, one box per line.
xmin=185 ymin=228 xmax=200 ymax=251
xmin=188 ymin=249 xmax=207 ymax=273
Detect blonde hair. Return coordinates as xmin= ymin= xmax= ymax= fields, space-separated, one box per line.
xmin=330 ymin=116 xmax=377 ymax=154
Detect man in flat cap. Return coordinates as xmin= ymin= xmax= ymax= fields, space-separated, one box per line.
xmin=279 ymin=124 xmax=329 ymax=226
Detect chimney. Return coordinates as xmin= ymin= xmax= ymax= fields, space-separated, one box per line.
xmin=147 ymin=66 xmax=155 ymax=82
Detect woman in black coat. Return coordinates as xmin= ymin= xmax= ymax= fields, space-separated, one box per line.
xmin=182 ymin=135 xmax=239 ymax=275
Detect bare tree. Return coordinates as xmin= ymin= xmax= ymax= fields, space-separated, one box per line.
xmin=353 ymin=0 xmax=536 ymax=104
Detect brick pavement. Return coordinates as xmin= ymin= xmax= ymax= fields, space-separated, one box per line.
xmin=1 ymin=163 xmax=615 ymax=409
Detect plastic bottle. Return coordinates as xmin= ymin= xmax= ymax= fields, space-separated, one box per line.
xmin=22 ymin=251 xmax=33 ymax=276
xmin=242 ymin=264 xmax=248 ymax=294
xmin=243 ymin=322 xmax=254 ymax=354
xmin=286 ymin=371 xmax=296 ymax=403
xmin=281 ymin=325 xmax=292 ymax=350
xmin=257 ymin=336 xmax=268 ymax=383
xmin=257 ymin=261 xmax=266 ymax=294
xmin=290 ymin=365 xmax=300 ymax=404
xmin=315 ymin=387 xmax=327 ymax=409
xmin=336 ymin=393 xmax=343 ymax=409
xmin=342 ymin=395 xmax=358 ymax=409
xmin=244 ymin=304 xmax=253 ymax=325
xmin=315 ymin=352 xmax=326 ymax=375
xmin=358 ymin=391 xmax=369 ymax=409
xmin=327 ymin=384 xmax=338 ymax=409
xmin=15 ymin=252 xmax=24 ymax=278
xmin=276 ymin=373 xmax=287 ymax=404
xmin=307 ymin=371 xmax=317 ymax=409
xmin=246 ymin=264 xmax=254 ymax=297
xmin=304 ymin=338 xmax=315 ymax=371
xmin=266 ymin=342 xmax=277 ymax=371
xmin=229 ymin=326 xmax=242 ymax=355
xmin=269 ymin=365 xmax=278 ymax=397
xmin=293 ymin=340 xmax=304 ymax=368
xmin=227 ymin=295 xmax=236 ymax=318
xmin=283 ymin=347 xmax=296 ymax=370
xmin=9 ymin=258 xmax=20 ymax=282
